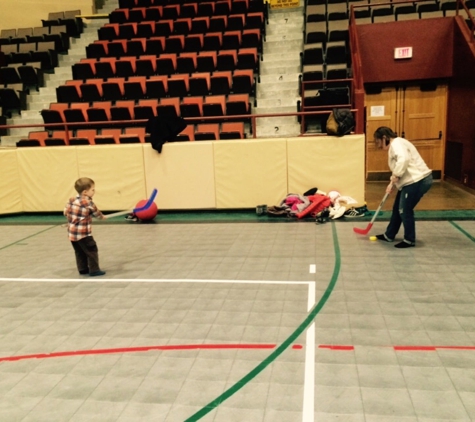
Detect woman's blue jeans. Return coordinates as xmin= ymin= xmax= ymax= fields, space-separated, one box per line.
xmin=385 ymin=173 xmax=433 ymax=244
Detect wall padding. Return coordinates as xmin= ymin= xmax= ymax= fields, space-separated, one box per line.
xmin=16 ymin=147 xmax=79 ymax=212
xmin=1 ymin=136 xmax=366 ymax=214
xmin=214 ymin=139 xmax=288 ymax=208
xmin=143 ymin=142 xmax=216 ymax=209
xmin=76 ymin=145 xmax=146 ymax=211
xmin=287 ymin=135 xmax=365 ymax=204
xmin=0 ymin=150 xmax=22 ymax=214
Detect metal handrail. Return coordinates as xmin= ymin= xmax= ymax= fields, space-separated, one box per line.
xmin=0 ymin=109 xmax=362 ymax=145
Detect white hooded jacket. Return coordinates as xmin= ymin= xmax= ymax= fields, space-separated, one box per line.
xmin=388 ymin=137 xmax=432 ymax=190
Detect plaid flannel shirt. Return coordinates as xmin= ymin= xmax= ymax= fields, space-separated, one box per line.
xmin=64 ymin=195 xmax=104 ymax=241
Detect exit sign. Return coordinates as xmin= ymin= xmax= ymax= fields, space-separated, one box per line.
xmin=394 ymin=47 xmax=413 ymax=59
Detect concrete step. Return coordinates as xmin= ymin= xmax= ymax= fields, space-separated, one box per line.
xmin=27 ymin=101 xmax=51 ymax=112
xmin=263 ymin=51 xmax=301 ymax=62
xmin=256 ymin=97 xmax=299 ymax=108
xmin=257 ymin=114 xmax=298 ymax=125
xmin=254 ymin=105 xmax=297 ymax=114
xmin=264 ymin=39 xmax=303 ymax=54
xmin=259 ymin=73 xmax=300 ymax=84
xmin=20 ymin=110 xmax=43 ymax=119
xmin=50 ymin=67 xmax=73 ymax=77
xmin=27 ymin=91 xmax=57 ymax=104
xmin=255 ymin=123 xmax=301 ymax=138
xmin=260 ymin=63 xmax=301 ymax=75
xmin=266 ymin=23 xmax=304 ymax=34
xmin=44 ymin=73 xmax=71 ymax=85
xmin=257 ymin=90 xmax=300 ymax=100
xmin=265 ymin=32 xmax=303 ymax=42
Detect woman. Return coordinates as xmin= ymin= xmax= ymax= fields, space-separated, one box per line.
xmin=373 ymin=127 xmax=433 ymax=248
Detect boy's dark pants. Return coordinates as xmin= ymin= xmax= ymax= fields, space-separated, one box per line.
xmin=71 ymin=236 xmax=100 ymax=274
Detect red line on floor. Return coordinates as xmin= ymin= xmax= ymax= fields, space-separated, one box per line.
xmin=319 ymin=344 xmax=475 ymax=352
xmin=318 ymin=345 xmax=355 ymax=350
xmin=0 ymin=343 xmax=303 ymax=363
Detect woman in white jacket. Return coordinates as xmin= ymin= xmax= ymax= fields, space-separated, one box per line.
xmin=373 ymin=127 xmax=433 ymax=248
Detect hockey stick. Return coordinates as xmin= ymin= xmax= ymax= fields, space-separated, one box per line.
xmin=353 ymin=186 xmax=391 ymax=235
xmin=105 ymin=188 xmax=158 ymax=219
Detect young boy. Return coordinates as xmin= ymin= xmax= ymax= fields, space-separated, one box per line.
xmin=64 ymin=177 xmax=106 ymax=276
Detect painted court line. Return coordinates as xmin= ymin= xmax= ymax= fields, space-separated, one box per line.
xmin=185 ymin=223 xmax=342 ymax=422
xmin=0 ymin=276 xmax=320 ymax=421
xmin=0 ymin=277 xmax=313 ymax=286
xmin=0 ymin=344 xmax=304 ymax=363
xmin=449 ymin=220 xmax=475 ymax=242
xmin=303 ymin=281 xmax=316 ymax=422
xmin=319 ymin=345 xmax=475 ymax=352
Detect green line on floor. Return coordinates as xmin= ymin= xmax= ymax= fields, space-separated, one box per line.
xmin=184 ymin=222 xmax=342 ymax=422
xmin=449 ymin=221 xmax=475 ymax=242
xmin=0 ymin=226 xmax=57 ymax=251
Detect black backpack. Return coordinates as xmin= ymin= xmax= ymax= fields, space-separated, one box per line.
xmin=326 ymin=108 xmax=355 ymax=137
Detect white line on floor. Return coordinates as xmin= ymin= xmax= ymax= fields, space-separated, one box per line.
xmin=309 ymin=264 xmax=316 ymax=273
xmin=0 ymin=277 xmax=313 ymax=285
xmin=302 ymin=281 xmax=316 ymax=422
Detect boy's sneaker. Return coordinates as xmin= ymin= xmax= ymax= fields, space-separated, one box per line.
xmin=90 ymin=270 xmax=106 ymax=277
xmin=125 ymin=214 xmax=138 ymax=222
xmin=344 ymin=207 xmax=365 ymax=218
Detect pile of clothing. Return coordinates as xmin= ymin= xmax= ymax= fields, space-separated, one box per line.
xmin=263 ymin=189 xmax=367 ymax=222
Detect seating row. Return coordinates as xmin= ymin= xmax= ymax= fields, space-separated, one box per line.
xmin=41 ymin=95 xmax=251 ymax=127
xmin=99 ymin=13 xmax=265 ymax=39
xmin=352 ymin=0 xmax=475 ymax=23
xmin=302 ymin=40 xmax=349 ymax=67
xmin=117 ymin=0 xmax=267 ymax=15
xmin=0 ymin=63 xmax=44 ymax=91
xmin=110 ymin=1 xmax=262 ymax=23
xmin=74 ymin=51 xmax=259 ymax=80
xmin=86 ymin=30 xmax=262 ymax=58
xmin=57 ymin=71 xmax=256 ymax=103
xmin=18 ymin=122 xmax=245 ymax=147
xmin=0 ymin=41 xmax=59 ymax=70
xmin=41 ymin=10 xmax=83 ymax=38
xmin=0 ymin=26 xmax=69 ymax=52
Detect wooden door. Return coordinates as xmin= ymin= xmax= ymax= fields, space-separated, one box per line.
xmin=364 ymin=84 xmax=447 ymax=178
xmin=401 ymin=85 xmax=447 ymax=172
xmin=365 ymin=87 xmax=398 ymax=175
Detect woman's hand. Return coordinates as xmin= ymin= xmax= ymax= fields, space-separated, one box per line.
xmin=390 ymin=175 xmax=400 ymax=184
xmin=386 ymin=182 xmax=394 ymax=194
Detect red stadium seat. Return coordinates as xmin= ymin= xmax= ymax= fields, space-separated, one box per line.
xmin=111 ymin=100 xmax=135 ymax=122
xmin=210 ymin=71 xmax=232 ymax=95
xmin=87 ymin=101 xmax=112 ymax=122
xmin=197 ymin=51 xmax=217 ymax=72
xmin=203 ymin=95 xmax=226 ymax=119
xmin=175 ymin=124 xmax=195 ymax=141
xmin=180 ymin=96 xmax=203 ymax=119
xmin=220 ymin=122 xmax=245 ymax=139
xmin=194 ymin=123 xmax=219 ymax=141
xmin=158 ymin=97 xmax=180 ymax=117
xmin=189 ymin=72 xmax=210 ymax=96
xmin=71 ymin=129 xmax=97 ymax=145
xmin=146 ymin=75 xmax=168 ymax=99
xmin=134 ymin=98 xmax=159 ymax=120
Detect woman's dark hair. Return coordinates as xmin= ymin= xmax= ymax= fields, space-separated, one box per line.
xmin=374 ymin=127 xmax=397 ymax=140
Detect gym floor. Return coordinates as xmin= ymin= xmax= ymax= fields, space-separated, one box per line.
xmin=1 ymin=181 xmax=475 ymax=421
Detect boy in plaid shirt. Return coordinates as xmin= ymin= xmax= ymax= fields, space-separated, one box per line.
xmin=64 ymin=177 xmax=106 ymax=276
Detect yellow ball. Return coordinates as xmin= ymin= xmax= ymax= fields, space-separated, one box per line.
xmin=369 ymin=236 xmax=377 ymax=241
